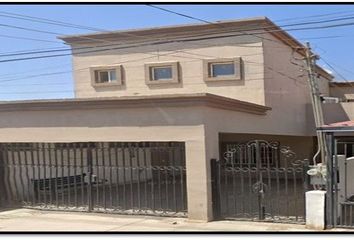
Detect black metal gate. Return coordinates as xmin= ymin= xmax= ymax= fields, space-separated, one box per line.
xmin=212 ymin=140 xmax=309 ymax=224
xmin=326 ymin=136 xmax=354 ymax=228
xmin=0 ymin=142 xmax=187 ymax=217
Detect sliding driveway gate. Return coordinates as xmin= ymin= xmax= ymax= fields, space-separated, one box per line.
xmin=0 ymin=142 xmax=187 ymax=217
xmin=212 ymin=140 xmax=309 ymax=224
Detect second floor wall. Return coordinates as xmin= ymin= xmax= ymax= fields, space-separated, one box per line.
xmin=66 ymin=19 xmax=344 ymax=136
xmin=71 ymin=34 xmax=267 ymax=105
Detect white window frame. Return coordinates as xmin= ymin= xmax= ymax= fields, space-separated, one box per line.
xmin=97 ymin=69 xmax=117 ymax=83
xmin=90 ymin=65 xmax=123 ymax=87
xmin=203 ymin=57 xmax=243 ymax=82
xmin=145 ymin=62 xmax=179 ymax=85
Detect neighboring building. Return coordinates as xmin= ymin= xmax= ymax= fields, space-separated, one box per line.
xmin=0 ymin=17 xmax=353 ymax=224
xmin=330 ymin=81 xmax=354 ymax=102
xmin=324 ymin=81 xmax=354 ymax=124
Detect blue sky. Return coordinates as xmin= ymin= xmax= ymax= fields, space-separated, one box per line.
xmin=1 ymin=4 xmax=354 ymax=100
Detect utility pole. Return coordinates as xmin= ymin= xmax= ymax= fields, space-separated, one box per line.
xmin=304 ymin=42 xmax=327 ymax=164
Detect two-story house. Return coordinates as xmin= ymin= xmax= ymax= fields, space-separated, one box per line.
xmin=0 ymin=17 xmax=353 ymax=224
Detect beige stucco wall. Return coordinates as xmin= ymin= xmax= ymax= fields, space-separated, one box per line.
xmin=262 ymin=33 xmax=333 ymax=136
xmin=0 ymin=102 xmax=320 ymax=221
xmin=71 ymin=34 xmax=266 ymax=105
xmin=70 ymin=30 xmax=348 ymax=137
xmin=2 ymin=28 xmax=346 ymax=221
xmin=0 ymin=105 xmax=212 ymax=221
xmin=330 ymin=85 xmax=354 ymax=101
xmin=323 ymin=102 xmax=354 ymax=123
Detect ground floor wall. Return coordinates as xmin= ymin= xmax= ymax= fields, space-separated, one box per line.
xmin=0 ymin=106 xmax=215 ymax=220
xmin=0 ymin=104 xmax=320 ymax=222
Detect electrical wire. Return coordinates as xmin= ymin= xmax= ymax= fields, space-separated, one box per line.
xmin=0 ymin=5 xmax=354 ymax=62
xmin=274 ymin=10 xmax=354 ymax=23
xmin=0 ymin=8 xmax=352 ymax=95
xmin=3 ymin=8 xmax=354 ymax=60
xmin=0 ymin=34 xmax=61 ymax=44
xmin=0 ymin=48 xmax=305 ymax=92
xmin=2 ymin=6 xmax=354 ymax=58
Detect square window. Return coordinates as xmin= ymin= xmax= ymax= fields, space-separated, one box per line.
xmin=145 ymin=62 xmax=179 ymax=85
xmin=97 ymin=69 xmax=117 ymax=83
xmin=151 ymin=66 xmax=173 ymax=81
xmin=210 ymin=62 xmax=235 ymax=77
xmin=90 ymin=65 xmax=123 ymax=87
xmin=203 ymin=58 xmax=242 ymax=82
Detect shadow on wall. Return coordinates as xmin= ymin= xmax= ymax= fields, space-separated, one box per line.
xmin=205 ymin=79 xmax=245 ymax=88
xmin=0 ymin=106 xmax=206 ymax=128
xmin=322 ymin=103 xmax=351 ymax=124
xmin=306 ymin=103 xmax=351 ymax=135
xmin=75 ymin=36 xmax=262 ymax=57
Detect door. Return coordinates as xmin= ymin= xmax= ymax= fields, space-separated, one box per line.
xmin=212 ymin=140 xmax=309 ymax=223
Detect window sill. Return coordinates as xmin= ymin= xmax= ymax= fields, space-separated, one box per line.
xmin=204 ymin=76 xmax=242 ymax=82
xmin=92 ymin=82 xmax=123 ymax=88
xmin=146 ymin=79 xmax=179 ymax=85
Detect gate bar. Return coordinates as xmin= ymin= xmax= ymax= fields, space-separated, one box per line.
xmin=211 ymin=158 xmax=221 ymax=220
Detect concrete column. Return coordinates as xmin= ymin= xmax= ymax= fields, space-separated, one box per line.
xmin=185 ymin=138 xmax=211 ymax=222
xmin=185 ymin=127 xmax=219 ymax=222
xmin=306 ymin=190 xmax=326 ymax=230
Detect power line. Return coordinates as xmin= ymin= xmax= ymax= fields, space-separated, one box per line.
xmin=0 ymin=22 xmax=335 ymax=64
xmin=3 ymin=8 xmax=354 ymax=59
xmin=0 ymin=76 xmax=278 ymax=95
xmin=0 ymin=82 xmax=71 ymax=87
xmin=2 ymin=7 xmax=354 ymax=57
xmin=0 ymin=47 xmax=304 ymax=91
xmin=320 ymin=57 xmax=354 ymax=88
xmin=0 ymin=23 xmax=63 ymax=36
xmin=0 ymin=46 xmax=68 ymax=56
xmin=0 ymin=11 xmax=106 ymax=32
xmin=0 ymin=9 xmax=353 ymax=86
xmin=0 ymin=6 xmax=298 ymax=53
xmin=317 ymin=54 xmax=354 ymax=78
xmin=1 ymin=31 xmax=353 ymax=59
xmin=1 ymin=9 xmax=351 ymax=99
xmin=274 ymin=10 xmax=354 ymax=23
xmin=0 ymin=90 xmax=74 ymax=95
xmin=0 ymin=25 xmax=319 ymax=63
xmin=0 ymin=37 xmax=290 ymax=80
xmin=0 ymin=33 xmax=61 ymax=44
xmin=145 ymin=5 xmax=354 ymax=51
xmin=146 ymin=4 xmax=297 ymax=47
xmin=0 ymin=62 xmax=72 ymax=80
xmin=0 ymin=29 xmax=275 ymax=63
xmin=147 ymin=5 xmax=216 ymax=25
xmin=279 ymin=14 xmax=354 ymax=28
xmin=0 ymin=10 xmax=164 ymax=43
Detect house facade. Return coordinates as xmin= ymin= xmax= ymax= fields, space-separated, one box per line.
xmin=0 ymin=17 xmax=353 ymax=223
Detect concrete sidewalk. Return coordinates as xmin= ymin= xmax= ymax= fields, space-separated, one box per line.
xmin=0 ymin=208 xmax=348 ymax=232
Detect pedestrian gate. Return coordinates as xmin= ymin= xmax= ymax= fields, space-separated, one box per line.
xmin=0 ymin=142 xmax=187 ymax=217
xmin=326 ymin=138 xmax=354 ymax=228
xmin=212 ymin=140 xmax=309 ymax=224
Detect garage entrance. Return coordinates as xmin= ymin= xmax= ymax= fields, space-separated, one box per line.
xmin=0 ymin=142 xmax=187 ymax=217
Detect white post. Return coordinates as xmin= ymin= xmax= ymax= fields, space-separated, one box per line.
xmin=306 ymin=190 xmax=326 ymax=230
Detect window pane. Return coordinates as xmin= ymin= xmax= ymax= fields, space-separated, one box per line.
xmin=211 ymin=63 xmax=235 ymax=77
xmin=109 ymin=70 xmax=117 ymax=82
xmin=98 ymin=71 xmax=109 ymax=83
xmin=96 ymin=70 xmax=117 ymax=83
xmin=152 ymin=67 xmax=172 ymax=80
